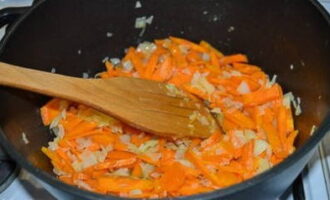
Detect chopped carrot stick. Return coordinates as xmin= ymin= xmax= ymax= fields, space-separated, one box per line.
xmin=232 ymin=63 xmax=261 ymax=74
xmin=200 ymin=40 xmax=224 ymax=58
xmin=132 ymin=162 xmax=143 ymax=177
xmin=151 ymin=55 xmax=174 ymax=81
xmin=160 ymin=162 xmax=186 ymax=192
xmin=277 ymin=105 xmax=288 ymax=153
xmin=201 ymin=131 xmax=222 ymax=149
xmin=170 ymin=36 xmax=207 ymax=52
xmin=242 ymin=84 xmax=282 ymax=106
xmin=97 ymin=176 xmax=154 ymax=193
xmin=144 ymin=47 xmax=163 ymax=78
xmin=40 ymin=99 xmax=67 ymax=125
xmin=138 ymin=154 xmax=159 ymax=166
xmin=186 ymin=150 xmax=222 ymax=186
xmin=65 ymin=121 xmax=97 ymax=138
xmin=90 ymin=134 xmax=116 ymax=146
xmin=261 ymin=117 xmax=283 ymax=156
xmin=220 ymin=54 xmax=248 ymax=65
xmin=95 ymin=158 xmax=137 ymax=170
xmin=224 ymin=110 xmax=255 ymax=129
xmin=107 ymin=151 xmax=136 ymax=160
xmin=286 ymin=130 xmax=298 ymax=153
xmin=126 ymin=48 xmax=144 ymax=75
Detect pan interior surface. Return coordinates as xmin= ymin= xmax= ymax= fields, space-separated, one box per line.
xmin=0 ymin=0 xmax=329 ymax=199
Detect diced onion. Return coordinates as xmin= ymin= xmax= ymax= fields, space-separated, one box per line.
xmin=122 ymin=60 xmax=133 ymax=72
xmin=110 ymin=58 xmax=121 ymax=66
xmin=283 ymin=92 xmax=294 ymax=108
xmin=76 ymin=138 xmax=92 ymax=150
xmin=75 ymin=180 xmax=92 ymax=191
xmin=82 ymin=72 xmax=89 ymax=79
xmin=201 ymin=53 xmax=210 ymax=61
xmin=257 ymin=158 xmax=271 ymax=173
xmin=191 ymin=72 xmax=215 ymax=94
xmin=244 ymin=129 xmax=256 ymax=140
xmin=254 ymin=139 xmax=269 ymax=156
xmin=137 ymin=41 xmax=157 ymax=55
xmin=112 ymin=168 xmax=130 ymax=177
xmin=237 ymin=81 xmax=250 ymax=94
xmin=232 ymin=130 xmax=247 ymax=148
xmin=146 ymin=16 xmax=154 ymax=24
xmin=140 ymin=163 xmax=154 ymax=178
xmin=102 ymin=56 xmax=109 ymax=63
xmin=130 ymin=189 xmax=142 ymax=195
xmin=135 ymin=16 xmax=147 ymax=28
xmin=266 ymin=74 xmax=277 ymax=88
xmin=119 ymin=134 xmax=131 ymax=144
xmin=310 ymin=125 xmax=316 ymax=135
xmin=138 ymin=140 xmax=158 ymax=153
xmin=21 ymin=132 xmax=29 ymax=144
xmin=211 ymin=107 xmax=222 ymax=114
xmin=135 ymin=1 xmax=142 ymax=8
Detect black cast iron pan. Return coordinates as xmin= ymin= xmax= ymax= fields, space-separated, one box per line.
xmin=0 ymin=0 xmax=329 ymax=199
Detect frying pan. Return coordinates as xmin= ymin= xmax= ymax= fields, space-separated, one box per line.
xmin=0 ymin=0 xmax=329 ymax=199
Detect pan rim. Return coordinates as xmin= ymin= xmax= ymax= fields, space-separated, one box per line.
xmin=0 ymin=0 xmax=329 ymax=199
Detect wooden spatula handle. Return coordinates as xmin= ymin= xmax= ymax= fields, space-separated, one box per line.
xmin=0 ymin=62 xmax=86 ymax=98
xmin=0 ymin=62 xmax=140 ymax=122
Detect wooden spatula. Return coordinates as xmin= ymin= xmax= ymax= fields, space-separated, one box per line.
xmin=0 ymin=62 xmax=219 ymax=138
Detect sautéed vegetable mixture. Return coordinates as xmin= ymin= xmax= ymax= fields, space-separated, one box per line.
xmin=41 ymin=37 xmax=298 ymax=198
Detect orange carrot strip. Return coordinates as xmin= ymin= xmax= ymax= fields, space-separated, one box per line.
xmin=186 ymin=150 xmax=222 ymax=186
xmin=286 ymin=130 xmax=298 ymax=153
xmin=242 ymin=84 xmax=282 ymax=106
xmin=160 ymin=162 xmax=186 ymax=192
xmin=183 ymin=85 xmax=208 ymax=99
xmin=201 ymin=131 xmax=222 ymax=149
xmin=59 ymin=176 xmax=74 ymax=184
xmin=240 ymin=141 xmax=254 ymax=171
xmin=261 ymin=117 xmax=283 ymax=155
xmin=232 ymin=63 xmax=261 ymax=74
xmin=113 ymin=140 xmax=128 ymax=151
xmin=107 ymin=151 xmax=136 ymax=160
xmin=277 ymin=105 xmax=288 ymax=153
xmin=126 ymin=48 xmax=144 ymax=75
xmin=90 ymin=134 xmax=116 ymax=146
xmin=168 ymin=43 xmax=187 ymax=68
xmin=65 ymin=129 xmax=104 ymax=140
xmin=170 ymin=36 xmax=207 ymax=52
xmin=151 ymin=55 xmax=174 ymax=81
xmin=200 ymin=40 xmax=224 ymax=58
xmin=40 ymin=99 xmax=67 ymax=125
xmin=65 ymin=121 xmax=97 ymax=138
xmin=97 ymin=176 xmax=154 ymax=193
xmin=210 ymin=51 xmax=220 ymax=68
xmin=132 ymin=162 xmax=143 ymax=177
xmin=220 ymin=54 xmax=248 ymax=65
xmin=138 ymin=154 xmax=159 ymax=166
xmin=217 ymin=171 xmax=242 ymax=187
xmin=144 ymin=47 xmax=163 ymax=78
xmin=224 ymin=110 xmax=255 ymax=129
xmin=286 ymin=108 xmax=294 ymax=133
xmin=95 ymin=158 xmax=137 ymax=170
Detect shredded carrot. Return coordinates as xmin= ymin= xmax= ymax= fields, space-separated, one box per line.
xmin=160 ymin=162 xmax=186 ymax=192
xmin=243 ymin=84 xmax=282 ymax=106
xmin=219 ymin=54 xmax=248 ymax=65
xmin=40 ymin=37 xmax=298 ymax=198
xmin=97 ymin=176 xmax=154 ymax=193
xmin=186 ymin=150 xmax=222 ymax=187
